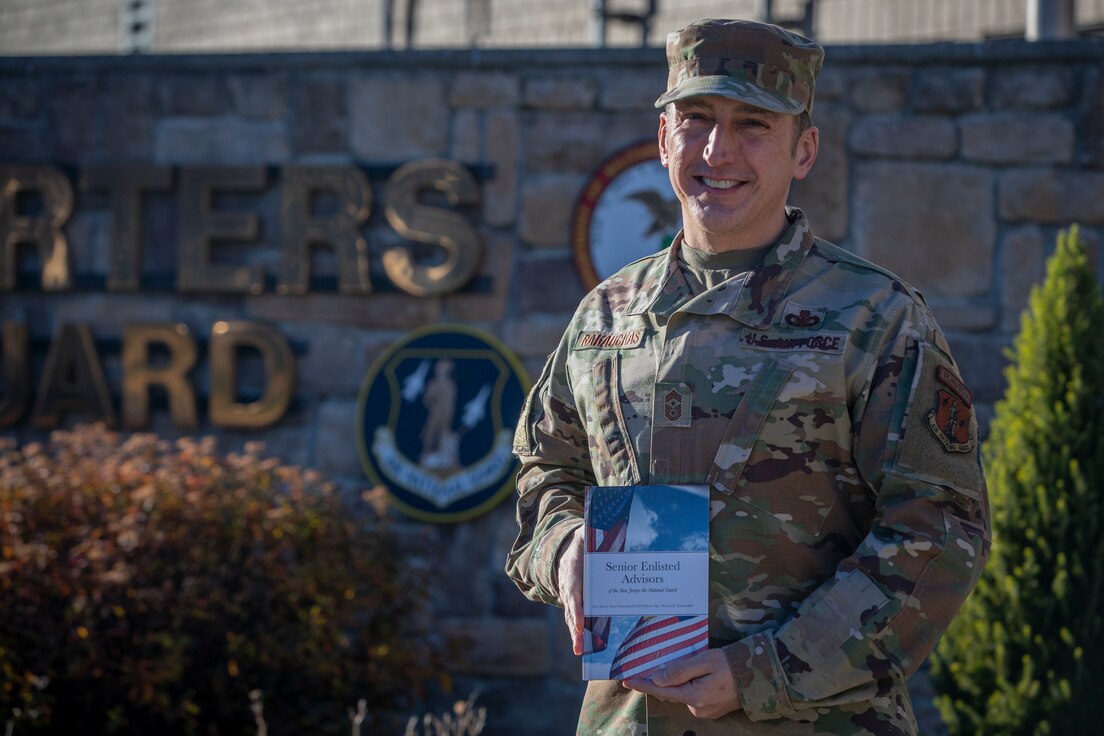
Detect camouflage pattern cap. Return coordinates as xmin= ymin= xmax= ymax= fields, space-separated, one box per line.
xmin=655 ymin=18 xmax=824 ymax=116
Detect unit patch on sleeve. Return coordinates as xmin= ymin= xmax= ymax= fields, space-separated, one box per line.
xmin=927 ymin=365 xmax=975 ymax=453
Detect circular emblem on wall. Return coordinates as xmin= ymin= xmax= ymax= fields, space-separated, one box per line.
xmin=356 ymin=325 xmax=530 ymax=523
xmin=571 ymin=139 xmax=682 ymax=291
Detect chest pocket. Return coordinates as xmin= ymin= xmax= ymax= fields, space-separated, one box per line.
xmin=708 ymin=356 xmax=851 ymax=539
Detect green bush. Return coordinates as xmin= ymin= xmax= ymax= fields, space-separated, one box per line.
xmin=0 ymin=424 xmax=444 ymax=735
xmin=930 ymin=226 xmax=1104 ymax=734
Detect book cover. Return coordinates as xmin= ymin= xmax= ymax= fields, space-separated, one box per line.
xmin=581 ymin=484 xmax=710 ymax=681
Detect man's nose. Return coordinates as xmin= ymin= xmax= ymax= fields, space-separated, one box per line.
xmin=703 ymin=124 xmax=738 ymax=165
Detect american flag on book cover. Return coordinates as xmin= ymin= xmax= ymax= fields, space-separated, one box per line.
xmin=609 ymin=615 xmax=710 ymax=680
xmin=584 ymin=487 xmax=634 ymax=655
xmin=586 ymin=486 xmax=634 ymax=554
xmin=583 ymin=615 xmax=611 ymax=653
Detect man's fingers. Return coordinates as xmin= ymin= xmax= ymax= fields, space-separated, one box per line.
xmin=564 ymin=605 xmax=577 ymax=653
xmin=556 ymin=526 xmax=586 ymax=655
xmin=564 ymin=593 xmax=583 ymax=655
xmin=621 ymin=677 xmax=670 ymax=699
xmin=621 ymin=649 xmax=742 ymax=720
xmin=652 ymin=651 xmax=715 ymax=686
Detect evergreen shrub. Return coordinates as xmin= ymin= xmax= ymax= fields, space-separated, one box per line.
xmin=931 ymin=226 xmax=1104 ymax=734
xmin=0 ymin=424 xmax=443 ymax=735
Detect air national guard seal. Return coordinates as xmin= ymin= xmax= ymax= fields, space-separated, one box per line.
xmin=356 ymin=325 xmax=530 ymax=523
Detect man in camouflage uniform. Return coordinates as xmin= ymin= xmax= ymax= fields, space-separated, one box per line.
xmin=506 ymin=18 xmax=989 ymax=736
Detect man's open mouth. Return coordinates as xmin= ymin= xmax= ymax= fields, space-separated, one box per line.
xmin=700 ymin=177 xmax=744 ymax=190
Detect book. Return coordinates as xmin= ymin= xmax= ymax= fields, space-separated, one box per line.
xmin=581 ymin=484 xmax=710 ymax=681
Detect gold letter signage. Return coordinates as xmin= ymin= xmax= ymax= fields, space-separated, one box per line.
xmin=32 ymin=323 xmax=116 ymax=429
xmin=1 ymin=159 xmax=486 ymax=432
xmin=0 ymin=320 xmax=296 ymax=431
xmin=209 ymin=321 xmax=294 ymax=430
xmin=81 ymin=166 xmax=172 ymax=292
xmin=384 ymin=159 xmax=484 ymax=297
xmin=0 ymin=166 xmax=73 ymax=291
xmin=0 ymin=162 xmax=485 ymax=297
xmin=177 ymin=166 xmax=267 ymax=294
xmin=0 ymin=322 xmax=29 ymax=426
xmin=279 ymin=166 xmax=372 ymax=296
xmin=122 ymin=323 xmax=199 ymax=430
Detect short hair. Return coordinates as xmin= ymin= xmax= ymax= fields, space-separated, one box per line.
xmin=792 ymin=111 xmax=812 ymax=153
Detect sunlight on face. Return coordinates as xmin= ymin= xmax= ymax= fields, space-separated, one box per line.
xmin=658 ymin=96 xmax=818 ymax=252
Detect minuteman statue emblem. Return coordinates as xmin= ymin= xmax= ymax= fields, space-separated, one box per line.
xmin=357 ymin=325 xmax=529 ymax=523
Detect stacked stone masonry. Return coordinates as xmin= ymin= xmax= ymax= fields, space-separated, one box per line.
xmin=2 ymin=40 xmax=1104 ymax=735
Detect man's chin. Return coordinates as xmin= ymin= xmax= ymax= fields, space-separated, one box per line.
xmin=691 ymin=205 xmax=750 ymax=232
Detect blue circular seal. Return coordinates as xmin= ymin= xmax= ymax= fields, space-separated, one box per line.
xmin=356 ymin=325 xmax=530 ymax=523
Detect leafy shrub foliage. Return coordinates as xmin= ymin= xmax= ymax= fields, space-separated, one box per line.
xmin=0 ymin=425 xmax=443 ymax=735
xmin=931 ymin=227 xmax=1104 ymax=734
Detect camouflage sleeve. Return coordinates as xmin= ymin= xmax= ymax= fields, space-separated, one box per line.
xmin=504 ymin=332 xmax=593 ymax=607
xmin=724 ymin=300 xmax=992 ymax=721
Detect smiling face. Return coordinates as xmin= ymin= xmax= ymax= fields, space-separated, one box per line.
xmin=658 ymin=95 xmax=819 ymax=253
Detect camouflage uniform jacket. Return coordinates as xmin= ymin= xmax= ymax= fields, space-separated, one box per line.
xmin=506 ymin=208 xmax=990 ymax=736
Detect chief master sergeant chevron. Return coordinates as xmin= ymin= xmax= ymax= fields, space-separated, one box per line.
xmin=506 ymin=17 xmax=990 ymax=736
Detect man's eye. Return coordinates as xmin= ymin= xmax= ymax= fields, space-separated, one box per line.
xmin=743 ymin=118 xmax=769 ymax=128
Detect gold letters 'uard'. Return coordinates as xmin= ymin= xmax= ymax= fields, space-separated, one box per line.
xmin=0 ymin=321 xmax=29 ymax=427
xmin=32 ymin=323 xmax=116 ymax=428
xmin=122 ymin=323 xmax=199 ymax=430
xmin=208 ymin=320 xmax=295 ymax=429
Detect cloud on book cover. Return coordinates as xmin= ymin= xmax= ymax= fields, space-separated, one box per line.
xmin=626 ymin=497 xmax=659 ymax=551
xmin=679 ymin=531 xmax=708 ymax=552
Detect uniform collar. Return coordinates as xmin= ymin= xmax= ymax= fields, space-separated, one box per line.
xmin=625 ymin=207 xmax=815 ymax=328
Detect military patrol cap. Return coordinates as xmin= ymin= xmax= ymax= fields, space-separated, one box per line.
xmin=655 ymin=18 xmax=824 ymax=116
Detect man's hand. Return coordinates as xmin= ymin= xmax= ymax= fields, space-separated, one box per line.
xmin=622 ymin=649 xmax=742 ymax=720
xmin=556 ymin=526 xmax=585 ymax=655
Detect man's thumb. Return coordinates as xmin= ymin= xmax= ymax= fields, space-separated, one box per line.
xmin=650 ymin=664 xmax=672 ymax=685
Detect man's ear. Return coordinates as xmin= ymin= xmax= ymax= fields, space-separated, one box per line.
xmin=793 ymin=125 xmax=819 ymax=181
xmin=658 ymin=112 xmax=669 ymax=167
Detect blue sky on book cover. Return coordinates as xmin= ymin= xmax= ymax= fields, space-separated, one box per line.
xmin=585 ymin=485 xmax=708 ymax=554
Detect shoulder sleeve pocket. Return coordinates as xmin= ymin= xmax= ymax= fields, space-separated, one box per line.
xmin=887 ymin=340 xmax=983 ymax=506
xmin=513 ymin=352 xmax=556 ymax=456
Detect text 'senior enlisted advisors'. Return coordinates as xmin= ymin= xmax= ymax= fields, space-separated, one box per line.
xmin=506 ymin=16 xmax=991 ymax=736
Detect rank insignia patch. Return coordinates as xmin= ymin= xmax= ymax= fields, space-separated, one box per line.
xmin=356 ymin=325 xmax=530 ymax=523
xmin=664 ymin=389 xmax=683 ymax=421
xmin=655 ymin=383 xmax=692 ymax=428
xmin=927 ymin=366 xmax=974 ymax=453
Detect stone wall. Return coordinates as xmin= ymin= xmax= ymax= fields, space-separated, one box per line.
xmin=2 ymin=40 xmax=1104 ymax=734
